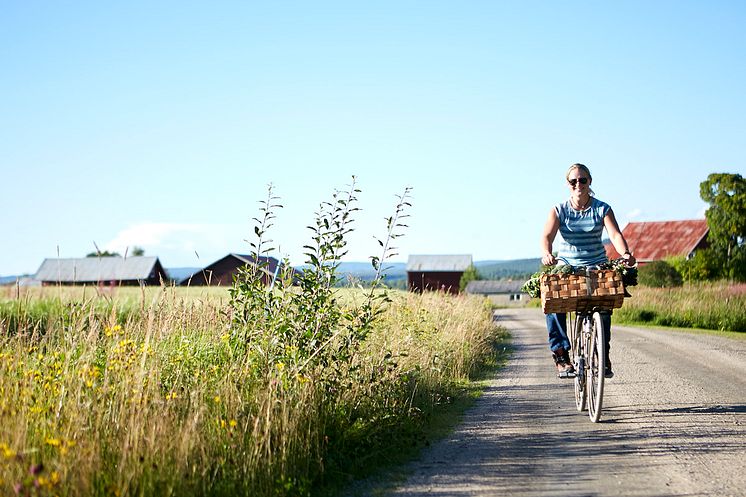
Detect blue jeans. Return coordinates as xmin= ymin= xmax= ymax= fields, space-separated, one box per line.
xmin=546 ymin=312 xmax=612 ymax=354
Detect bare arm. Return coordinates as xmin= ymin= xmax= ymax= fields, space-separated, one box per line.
xmin=603 ymin=208 xmax=636 ymax=266
xmin=541 ymin=207 xmax=560 ymax=266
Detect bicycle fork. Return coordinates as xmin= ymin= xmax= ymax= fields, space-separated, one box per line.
xmin=574 ymin=318 xmax=591 ymax=388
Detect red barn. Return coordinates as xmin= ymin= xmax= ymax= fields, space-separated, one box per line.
xmin=34 ymin=256 xmax=167 ymax=286
xmin=180 ymin=253 xmax=285 ymax=287
xmin=406 ymin=254 xmax=472 ymax=294
xmin=605 ymin=219 xmax=709 ymax=264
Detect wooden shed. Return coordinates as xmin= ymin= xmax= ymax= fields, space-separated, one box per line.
xmin=406 ymin=254 xmax=472 ymax=294
xmin=465 ymin=280 xmax=526 ymax=305
xmin=180 ymin=253 xmax=285 ymax=287
xmin=34 ymin=256 xmax=167 ymax=286
xmin=605 ymin=219 xmax=709 ymax=264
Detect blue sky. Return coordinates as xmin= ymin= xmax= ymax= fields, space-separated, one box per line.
xmin=2 ymin=1 xmax=745 ymax=275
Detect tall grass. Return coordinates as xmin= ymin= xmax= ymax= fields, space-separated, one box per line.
xmin=615 ymin=282 xmax=746 ymax=332
xmin=0 ymin=287 xmax=501 ymax=496
xmin=0 ymin=181 xmax=505 ymax=496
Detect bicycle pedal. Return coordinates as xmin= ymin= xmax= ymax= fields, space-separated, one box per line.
xmin=557 ymin=371 xmax=576 ymax=379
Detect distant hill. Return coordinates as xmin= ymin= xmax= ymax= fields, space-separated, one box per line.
xmin=165 ymin=267 xmax=201 ymax=283
xmin=0 ymin=275 xmax=20 ymax=285
xmin=0 ymin=274 xmax=37 ymax=286
xmin=474 ymin=258 xmax=542 ymax=280
xmin=328 ymin=259 xmax=541 ymax=285
xmin=0 ymin=260 xmax=539 ymax=287
xmin=338 ymin=262 xmax=407 ymax=286
xmin=295 ymin=262 xmax=408 ymax=287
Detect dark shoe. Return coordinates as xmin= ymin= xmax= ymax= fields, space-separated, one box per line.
xmin=553 ymin=348 xmax=575 ymax=378
xmin=605 ymin=358 xmax=614 ymax=379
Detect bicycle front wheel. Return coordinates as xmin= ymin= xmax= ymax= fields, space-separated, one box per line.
xmin=570 ymin=313 xmax=586 ymax=412
xmin=586 ymin=311 xmax=606 ymax=422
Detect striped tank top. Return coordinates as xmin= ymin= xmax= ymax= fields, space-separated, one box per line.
xmin=555 ymin=197 xmax=610 ymax=267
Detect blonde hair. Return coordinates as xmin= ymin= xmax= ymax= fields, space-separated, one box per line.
xmin=566 ymin=163 xmax=595 ymax=196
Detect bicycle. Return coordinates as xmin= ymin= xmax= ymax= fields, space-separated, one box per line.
xmin=540 ymin=260 xmax=630 ymax=423
xmin=567 ymin=304 xmax=610 ymax=422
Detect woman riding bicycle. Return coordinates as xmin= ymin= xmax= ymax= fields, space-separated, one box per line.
xmin=541 ymin=163 xmax=636 ymax=378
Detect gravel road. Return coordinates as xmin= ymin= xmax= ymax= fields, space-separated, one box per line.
xmin=347 ymin=307 xmax=746 ymax=497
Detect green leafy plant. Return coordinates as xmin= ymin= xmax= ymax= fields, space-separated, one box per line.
xmin=638 ymin=260 xmax=683 ymax=287
xmin=521 ymin=260 xmax=637 ymax=298
xmin=227 ymin=178 xmax=414 ymax=381
xmin=459 ymin=264 xmax=481 ymax=293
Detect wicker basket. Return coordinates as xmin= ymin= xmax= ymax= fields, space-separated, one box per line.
xmin=540 ymin=270 xmax=625 ymax=314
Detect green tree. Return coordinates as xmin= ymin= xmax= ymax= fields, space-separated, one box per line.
xmin=459 ymin=264 xmax=481 ymax=292
xmin=86 ymin=250 xmax=120 ymax=257
xmin=700 ymin=173 xmax=746 ymax=280
xmin=638 ymin=260 xmax=683 ymax=288
xmin=131 ymin=246 xmax=145 ymax=256
xmin=669 ymin=251 xmax=722 ymax=282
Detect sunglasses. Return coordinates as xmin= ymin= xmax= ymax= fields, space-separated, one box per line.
xmin=568 ymin=177 xmax=589 ymax=186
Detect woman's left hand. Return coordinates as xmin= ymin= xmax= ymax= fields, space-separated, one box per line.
xmin=622 ymin=252 xmax=636 ymax=266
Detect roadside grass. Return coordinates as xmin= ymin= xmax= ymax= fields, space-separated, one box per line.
xmin=0 ymin=286 xmax=505 ymax=496
xmin=614 ymin=282 xmax=746 ymax=333
xmin=336 ymin=328 xmax=511 ymax=497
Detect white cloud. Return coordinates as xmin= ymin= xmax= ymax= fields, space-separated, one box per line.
xmin=625 ymin=208 xmax=643 ymax=220
xmin=104 ymin=222 xmax=244 ymax=264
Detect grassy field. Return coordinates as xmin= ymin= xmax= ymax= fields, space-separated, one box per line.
xmin=0 ymin=285 xmax=505 ymax=497
xmin=614 ymin=282 xmax=746 ymax=333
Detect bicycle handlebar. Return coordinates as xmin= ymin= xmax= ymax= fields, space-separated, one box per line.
xmin=548 ymin=256 xmax=635 ymax=270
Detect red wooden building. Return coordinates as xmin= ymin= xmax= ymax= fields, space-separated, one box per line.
xmin=605 ymin=219 xmax=709 ymax=264
xmin=406 ymin=254 xmax=472 ymax=294
xmin=180 ymin=253 xmax=285 ymax=287
xmin=34 ymin=256 xmax=167 ymax=286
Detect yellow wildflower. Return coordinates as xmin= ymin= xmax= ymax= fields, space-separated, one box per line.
xmin=229 ymin=419 xmax=237 ymax=428
xmin=296 ymin=373 xmax=310 ymax=384
xmin=105 ymin=324 xmax=122 ymax=337
xmin=1 ymin=443 xmax=16 ymax=459
xmin=45 ymin=438 xmax=61 ymax=447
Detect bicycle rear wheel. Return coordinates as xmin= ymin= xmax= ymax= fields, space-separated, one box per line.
xmin=586 ymin=311 xmax=606 ymax=422
xmin=570 ymin=313 xmax=586 ymax=412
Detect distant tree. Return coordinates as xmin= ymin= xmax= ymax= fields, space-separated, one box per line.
xmin=638 ymin=260 xmax=683 ymax=288
xmin=86 ymin=250 xmax=120 ymax=257
xmin=669 ymin=251 xmax=722 ymax=283
xmin=700 ymin=173 xmax=746 ymax=280
xmin=131 ymin=246 xmax=145 ymax=256
xmin=459 ymin=264 xmax=481 ymax=293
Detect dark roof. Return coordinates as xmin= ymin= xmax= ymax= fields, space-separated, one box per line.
xmin=34 ymin=256 xmax=164 ymax=283
xmin=605 ymin=220 xmax=709 ymax=262
xmin=465 ymin=280 xmax=525 ymax=295
xmin=406 ymin=254 xmax=472 ymax=272
xmin=229 ymin=253 xmax=280 ymax=271
xmin=183 ymin=253 xmax=279 ymax=278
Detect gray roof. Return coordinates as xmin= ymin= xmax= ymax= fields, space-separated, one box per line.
xmin=34 ymin=256 xmax=162 ymax=283
xmin=465 ymin=280 xmax=525 ymax=295
xmin=406 ymin=254 xmax=472 ymax=272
